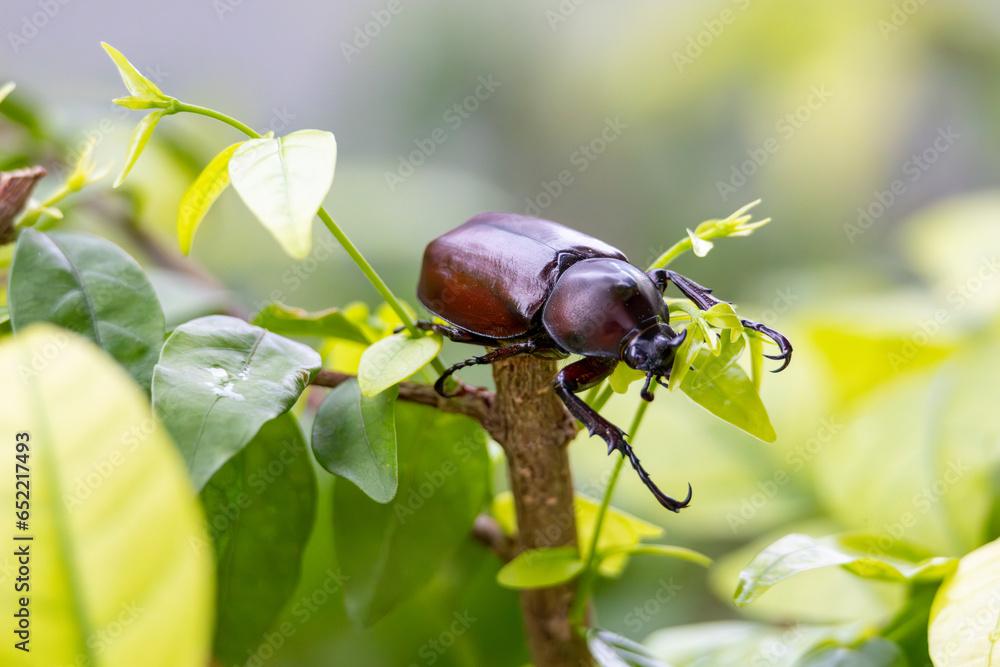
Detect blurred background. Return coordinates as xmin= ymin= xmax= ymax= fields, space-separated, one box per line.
xmin=4 ymin=0 xmax=1000 ymax=665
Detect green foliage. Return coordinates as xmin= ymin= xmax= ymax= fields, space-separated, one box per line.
xmin=201 ymin=412 xmax=317 ymax=665
xmin=334 ymin=403 xmax=489 ymax=625
xmin=251 ymin=301 xmax=372 ymax=345
xmin=358 ymin=331 xmax=443 ymax=396
xmin=497 ymin=547 xmax=584 ymax=589
xmin=151 ymin=315 xmax=321 ymax=488
xmin=0 ymin=325 xmax=214 ymax=666
xmin=177 ymin=141 xmax=243 ymax=254
xmin=9 ymin=228 xmax=165 ymax=388
xmin=312 ymin=379 xmax=399 ymax=503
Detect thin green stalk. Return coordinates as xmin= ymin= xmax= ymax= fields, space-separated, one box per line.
xmin=570 ymin=391 xmax=653 ymax=625
xmin=172 ymin=101 xmax=446 ymax=374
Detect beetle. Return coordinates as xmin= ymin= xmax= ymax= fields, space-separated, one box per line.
xmin=415 ymin=212 xmax=792 ymax=511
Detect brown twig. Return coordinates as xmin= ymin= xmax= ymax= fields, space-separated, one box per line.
xmin=471 ymin=514 xmax=516 ymax=563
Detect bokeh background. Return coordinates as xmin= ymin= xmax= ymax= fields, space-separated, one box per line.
xmin=4 ymin=0 xmax=1000 ymax=665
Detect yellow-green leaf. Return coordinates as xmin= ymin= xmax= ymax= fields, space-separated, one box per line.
xmin=497 ymin=547 xmax=584 ymax=589
xmin=929 ymin=536 xmax=1000 ymax=666
xmin=228 ymin=130 xmax=337 ymax=259
xmin=102 ymin=43 xmax=169 ymax=103
xmin=357 ymin=332 xmax=442 ymax=397
xmin=0 ymin=325 xmax=213 ymax=666
xmin=0 ymin=81 xmax=14 ymax=106
xmin=687 ymin=228 xmax=714 ymax=257
xmin=178 ymin=142 xmax=243 ymax=254
xmin=609 ymin=362 xmax=644 ymax=394
xmin=114 ymin=110 xmax=166 ymax=188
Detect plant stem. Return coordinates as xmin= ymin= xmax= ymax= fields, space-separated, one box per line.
xmin=172 ymin=101 xmax=445 ymax=373
xmin=569 ymin=392 xmax=653 ymax=626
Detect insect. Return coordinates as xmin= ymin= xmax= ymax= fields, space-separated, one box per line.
xmin=415 ymin=212 xmax=791 ymax=511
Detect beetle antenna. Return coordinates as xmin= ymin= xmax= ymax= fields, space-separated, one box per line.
xmin=640 ymin=371 xmax=655 ymax=402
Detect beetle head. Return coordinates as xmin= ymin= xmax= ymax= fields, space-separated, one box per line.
xmin=622 ymin=323 xmax=687 ymax=400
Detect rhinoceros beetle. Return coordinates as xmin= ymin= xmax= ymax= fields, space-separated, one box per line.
xmin=415 ymin=212 xmax=791 ymax=511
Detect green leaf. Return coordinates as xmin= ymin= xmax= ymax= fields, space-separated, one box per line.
xmin=228 ymin=130 xmax=337 ymax=259
xmin=334 ymin=403 xmax=488 ymax=626
xmin=178 ymin=141 xmax=243 ymax=254
xmin=497 ymin=547 xmax=583 ymax=589
xmin=601 ymin=544 xmax=712 ymax=569
xmin=114 ymin=109 xmax=166 ymax=188
xmin=9 ymin=229 xmax=166 ymax=388
xmin=201 ymin=413 xmax=316 ymax=666
xmin=0 ymin=306 xmax=10 ymax=335
xmin=702 ymin=302 xmax=743 ymax=331
xmin=686 ymin=228 xmax=713 ymax=257
xmin=357 ymin=332 xmax=442 ymax=397
xmin=929 ymin=536 xmax=1000 ymax=666
xmin=251 ymin=301 xmax=370 ymax=345
xmin=734 ymin=533 xmax=957 ymax=606
xmin=797 ymin=638 xmax=905 ymax=667
xmin=668 ymin=324 xmax=703 ymax=390
xmin=0 ymin=325 xmax=213 ymax=666
xmin=312 ymin=379 xmax=398 ymax=503
xmin=686 ymin=334 xmax=745 ymax=390
xmin=680 ymin=347 xmax=776 ymax=442
xmin=102 ymin=43 xmax=170 ymax=104
xmin=588 ymin=628 xmax=675 ymax=667
xmin=151 ymin=315 xmax=321 ymax=489
xmin=609 ymin=362 xmax=645 ymax=394
xmin=0 ymin=81 xmax=14 ymax=105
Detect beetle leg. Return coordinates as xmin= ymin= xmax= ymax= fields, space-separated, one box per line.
xmin=408 ymin=320 xmax=509 ymax=346
xmin=553 ymin=357 xmax=692 ymax=512
xmin=434 ymin=340 xmax=542 ymax=397
xmin=652 ymin=269 xmax=793 ymax=372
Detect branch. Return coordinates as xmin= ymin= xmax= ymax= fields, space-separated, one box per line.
xmin=310 ymin=369 xmax=496 ymax=428
xmin=472 ymin=514 xmax=516 ymax=562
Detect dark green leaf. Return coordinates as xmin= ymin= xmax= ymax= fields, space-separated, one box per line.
xmin=252 ymin=302 xmax=370 ymax=344
xmin=151 ymin=315 xmax=321 ymax=489
xmin=680 ymin=347 xmax=776 ymax=442
xmin=312 ymin=379 xmax=398 ymax=503
xmin=200 ymin=413 xmax=315 ymax=665
xmin=9 ymin=228 xmax=165 ymax=388
xmin=334 ymin=402 xmax=488 ymax=626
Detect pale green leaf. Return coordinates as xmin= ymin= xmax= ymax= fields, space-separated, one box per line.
xmin=178 ymin=142 xmax=243 ymax=254
xmin=703 ymin=302 xmax=742 ymax=330
xmin=114 ymin=110 xmax=166 ymax=188
xmin=0 ymin=81 xmax=14 ymax=106
xmin=312 ymin=379 xmax=398 ymax=503
xmin=357 ymin=332 xmax=442 ymax=397
xmin=601 ymin=544 xmax=712 ymax=569
xmin=0 ymin=325 xmax=213 ymax=667
xmin=497 ymin=547 xmax=583 ymax=589
xmin=228 ymin=130 xmax=337 ymax=258
xmin=929 ymin=536 xmax=1000 ymax=667
xmin=102 ymin=43 xmax=169 ymax=103
xmin=151 ymin=315 xmax=321 ymax=489
xmin=680 ymin=348 xmax=776 ymax=442
xmin=735 ymin=533 xmax=956 ymax=606
xmin=589 ymin=628 xmax=675 ymax=667
xmin=687 ymin=228 xmax=713 ymax=257
xmin=610 ymin=362 xmax=645 ymax=394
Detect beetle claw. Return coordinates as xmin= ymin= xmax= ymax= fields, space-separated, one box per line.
xmin=741 ymin=319 xmax=793 ymax=373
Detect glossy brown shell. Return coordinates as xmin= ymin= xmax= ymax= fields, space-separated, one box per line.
xmin=417 ymin=212 xmax=627 ymax=339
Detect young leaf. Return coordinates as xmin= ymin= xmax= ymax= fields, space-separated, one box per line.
xmin=601 ymin=544 xmax=712 ymax=569
xmin=680 ymin=347 xmax=776 ymax=442
xmin=686 ymin=334 xmax=745 ymax=390
xmin=735 ymin=533 xmax=957 ymax=606
xmin=201 ymin=413 xmax=316 ymax=666
xmin=797 ymin=638 xmax=905 ymax=667
xmin=178 ymin=141 xmax=243 ymax=254
xmin=228 ymin=130 xmax=337 ymax=259
xmin=0 ymin=166 xmax=47 ymax=243
xmin=687 ymin=227 xmax=714 ymax=257
xmin=702 ymin=302 xmax=743 ymax=330
xmin=251 ymin=302 xmax=370 ymax=345
xmin=0 ymin=81 xmax=14 ymax=105
xmin=609 ymin=362 xmax=644 ymax=394
xmin=312 ymin=379 xmax=398 ymax=503
xmin=357 ymin=332 xmax=442 ymax=397
xmin=114 ymin=110 xmax=166 ymax=187
xmin=929 ymin=536 xmax=1000 ymax=666
xmin=497 ymin=546 xmax=583 ymax=589
xmin=588 ymin=628 xmax=675 ymax=667
xmin=9 ymin=229 xmax=166 ymax=388
xmin=101 ymin=43 xmax=170 ymax=105
xmin=334 ymin=403 xmax=488 ymax=626
xmin=668 ymin=324 xmax=702 ymax=391
xmin=151 ymin=315 xmax=321 ymax=489
xmin=0 ymin=325 xmax=213 ymax=667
